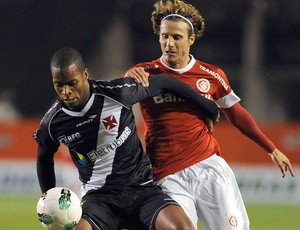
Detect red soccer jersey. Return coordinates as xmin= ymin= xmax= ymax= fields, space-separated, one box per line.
xmin=128 ymin=56 xmax=240 ymax=180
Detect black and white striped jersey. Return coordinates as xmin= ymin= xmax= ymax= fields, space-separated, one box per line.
xmin=34 ymin=76 xmax=218 ymax=195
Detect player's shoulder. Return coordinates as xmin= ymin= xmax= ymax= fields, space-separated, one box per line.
xmin=34 ymin=100 xmax=62 ymax=145
xmin=195 ymin=59 xmax=225 ymax=74
xmin=133 ymin=59 xmax=160 ymax=67
xmin=132 ymin=59 xmax=163 ymax=74
xmin=91 ymin=78 xmax=136 ymax=90
xmin=91 ymin=78 xmax=140 ymax=108
xmin=194 ymin=59 xmax=228 ymax=81
xmin=39 ymin=100 xmax=62 ymax=127
xmin=90 ymin=78 xmax=139 ymax=100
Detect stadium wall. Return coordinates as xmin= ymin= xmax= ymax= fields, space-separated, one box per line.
xmin=0 ymin=119 xmax=299 ymax=203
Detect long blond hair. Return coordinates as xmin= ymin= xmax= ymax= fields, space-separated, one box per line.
xmin=151 ymin=0 xmax=205 ymax=39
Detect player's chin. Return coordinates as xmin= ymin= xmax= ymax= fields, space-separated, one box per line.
xmin=63 ymin=99 xmax=80 ymax=110
xmin=163 ymin=55 xmax=177 ymax=66
xmin=64 ymin=102 xmax=80 ymax=110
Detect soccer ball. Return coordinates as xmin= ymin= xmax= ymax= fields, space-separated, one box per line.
xmin=36 ymin=187 xmax=82 ymax=230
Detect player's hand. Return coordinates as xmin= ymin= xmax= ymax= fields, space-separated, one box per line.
xmin=269 ymin=148 xmax=294 ymax=178
xmin=204 ymin=110 xmax=220 ymax=133
xmin=215 ymin=110 xmax=220 ymax=124
xmin=124 ymin=67 xmax=149 ymax=87
xmin=204 ymin=117 xmax=214 ymax=133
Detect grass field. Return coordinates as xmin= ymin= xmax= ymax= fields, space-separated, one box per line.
xmin=1 ymin=195 xmax=300 ymax=229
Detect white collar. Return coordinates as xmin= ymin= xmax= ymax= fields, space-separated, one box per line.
xmin=62 ymin=93 xmax=95 ymax=117
xmin=160 ymin=55 xmax=196 ymax=74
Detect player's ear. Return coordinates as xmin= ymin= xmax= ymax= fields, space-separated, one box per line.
xmin=84 ymin=68 xmax=89 ymax=80
xmin=189 ymin=34 xmax=195 ymax=46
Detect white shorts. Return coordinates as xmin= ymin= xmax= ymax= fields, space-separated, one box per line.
xmin=157 ymin=154 xmax=250 ymax=230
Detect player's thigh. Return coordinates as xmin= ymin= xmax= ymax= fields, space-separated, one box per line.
xmin=155 ymin=204 xmax=194 ymax=230
xmin=134 ymin=188 xmax=194 ymax=230
xmin=81 ymin=194 xmax=122 ymax=230
xmin=195 ymin=155 xmax=249 ymax=230
xmin=158 ymin=176 xmax=198 ymax=229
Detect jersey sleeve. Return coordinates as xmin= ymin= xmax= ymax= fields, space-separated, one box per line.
xmin=102 ymin=76 xmax=219 ymax=123
xmin=34 ymin=120 xmax=59 ymax=193
xmin=215 ymin=90 xmax=241 ymax=109
xmin=203 ymin=64 xmax=240 ymax=108
xmin=147 ymin=75 xmax=219 ymax=122
xmin=222 ymin=102 xmax=276 ymax=153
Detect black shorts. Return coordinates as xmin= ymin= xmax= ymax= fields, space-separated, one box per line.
xmin=81 ymin=183 xmax=178 ymax=230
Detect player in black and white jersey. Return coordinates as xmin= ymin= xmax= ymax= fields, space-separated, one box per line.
xmin=34 ymin=47 xmax=219 ymax=230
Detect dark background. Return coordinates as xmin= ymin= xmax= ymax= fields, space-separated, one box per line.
xmin=1 ymin=0 xmax=299 ymax=120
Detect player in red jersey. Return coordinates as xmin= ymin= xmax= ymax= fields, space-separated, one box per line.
xmin=123 ymin=0 xmax=294 ymax=229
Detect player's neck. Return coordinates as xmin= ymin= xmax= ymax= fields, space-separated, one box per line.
xmin=162 ymin=55 xmax=191 ymax=69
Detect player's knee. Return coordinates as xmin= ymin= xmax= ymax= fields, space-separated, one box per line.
xmin=73 ymin=218 xmax=93 ymax=230
xmin=174 ymin=222 xmax=195 ymax=230
xmin=155 ymin=206 xmax=195 ymax=230
xmin=159 ymin=222 xmax=195 ymax=230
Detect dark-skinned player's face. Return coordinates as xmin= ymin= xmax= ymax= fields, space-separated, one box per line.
xmin=51 ymin=64 xmax=90 ymax=111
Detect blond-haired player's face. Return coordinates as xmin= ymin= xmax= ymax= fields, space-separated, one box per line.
xmin=159 ymin=20 xmax=195 ymax=69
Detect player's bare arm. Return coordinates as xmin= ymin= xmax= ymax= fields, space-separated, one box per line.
xmin=269 ymin=148 xmax=295 ymax=178
xmin=125 ymin=67 xmax=149 ymax=87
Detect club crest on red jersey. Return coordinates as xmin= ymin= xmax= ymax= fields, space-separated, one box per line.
xmin=102 ymin=115 xmax=118 ymax=131
xmin=196 ymin=78 xmax=210 ymax=93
